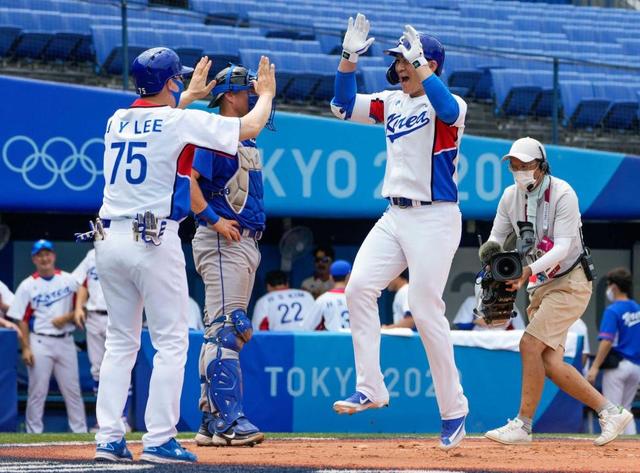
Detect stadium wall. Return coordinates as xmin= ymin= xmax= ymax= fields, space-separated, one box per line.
xmin=1 ymin=75 xmax=639 ymax=220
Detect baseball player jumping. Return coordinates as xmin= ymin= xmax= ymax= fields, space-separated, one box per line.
xmin=330 ymin=14 xmax=468 ymax=450
xmin=190 ymin=64 xmax=275 ymax=448
xmin=92 ymin=48 xmax=275 ymax=463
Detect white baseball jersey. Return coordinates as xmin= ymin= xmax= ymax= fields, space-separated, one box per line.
xmin=0 ymin=280 xmax=14 ymax=318
xmin=392 ymin=283 xmax=411 ymax=324
xmin=311 ymin=288 xmax=350 ymax=331
xmin=100 ymin=99 xmax=240 ymax=221
xmin=252 ymin=289 xmax=317 ymax=331
xmin=72 ymin=249 xmax=106 ymax=312
xmin=567 ymin=318 xmax=591 ymax=355
xmin=8 ymin=270 xmax=79 ymax=335
xmin=350 ymin=90 xmax=466 ymax=202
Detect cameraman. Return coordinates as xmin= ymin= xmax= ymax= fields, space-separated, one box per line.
xmin=484 ymin=137 xmax=632 ymax=447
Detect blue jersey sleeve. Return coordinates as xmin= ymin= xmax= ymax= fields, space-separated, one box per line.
xmin=598 ymin=307 xmax=618 ymax=341
xmin=330 ymin=70 xmax=357 ymax=120
xmin=193 ymin=148 xmax=214 ymax=181
xmin=422 ymin=74 xmax=460 ymax=125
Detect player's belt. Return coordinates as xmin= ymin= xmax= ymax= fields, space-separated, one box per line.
xmin=387 ymin=197 xmax=432 ymax=208
xmin=90 ymin=310 xmax=108 ymax=316
xmin=33 ymin=332 xmax=71 ymax=338
xmin=241 ymin=228 xmax=263 ymax=241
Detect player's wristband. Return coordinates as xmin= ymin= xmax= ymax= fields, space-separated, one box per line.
xmin=411 ymin=56 xmax=428 ymax=69
xmin=341 ymin=49 xmax=359 ymax=64
xmin=196 ymin=206 xmax=220 ymax=225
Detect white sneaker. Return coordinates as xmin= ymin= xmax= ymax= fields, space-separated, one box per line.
xmin=594 ymin=407 xmax=633 ymax=446
xmin=485 ymin=418 xmax=532 ymax=445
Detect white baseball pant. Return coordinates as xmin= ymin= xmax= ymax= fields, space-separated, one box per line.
xmin=95 ymin=219 xmax=189 ymax=448
xmin=85 ymin=311 xmax=108 ymax=382
xmin=345 ymin=203 xmax=468 ymax=419
xmin=603 ymin=358 xmax=640 ymax=435
xmin=26 ymin=333 xmax=87 ymax=433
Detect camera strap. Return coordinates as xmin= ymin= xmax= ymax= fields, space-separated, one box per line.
xmin=524 ymin=176 xmax=551 ymax=238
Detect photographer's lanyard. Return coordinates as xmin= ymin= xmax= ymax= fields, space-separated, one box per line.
xmin=524 ymin=176 xmax=551 ymax=238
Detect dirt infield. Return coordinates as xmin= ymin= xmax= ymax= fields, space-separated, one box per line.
xmin=1 ymin=437 xmax=639 ymax=472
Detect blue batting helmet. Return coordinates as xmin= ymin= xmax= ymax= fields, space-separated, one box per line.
xmin=384 ymin=33 xmax=445 ymax=85
xmin=131 ymin=47 xmax=194 ymax=97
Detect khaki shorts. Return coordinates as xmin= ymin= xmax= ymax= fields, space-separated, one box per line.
xmin=525 ymin=264 xmax=592 ymax=350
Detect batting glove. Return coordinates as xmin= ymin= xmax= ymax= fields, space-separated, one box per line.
xmin=342 ymin=13 xmax=375 ymax=63
xmin=398 ymin=25 xmax=428 ymax=69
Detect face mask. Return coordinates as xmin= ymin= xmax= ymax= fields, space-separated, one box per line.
xmin=513 ymin=170 xmax=536 ymax=192
xmin=606 ymin=286 xmax=615 ymax=302
xmin=170 ymin=78 xmax=184 ymax=107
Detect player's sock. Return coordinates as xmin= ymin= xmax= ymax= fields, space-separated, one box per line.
xmin=517 ymin=415 xmax=533 ymax=434
xmin=597 ymin=401 xmax=620 ymax=416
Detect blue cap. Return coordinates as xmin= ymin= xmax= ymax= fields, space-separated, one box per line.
xmin=330 ymin=260 xmax=352 ymax=277
xmin=31 ymin=239 xmax=54 ymax=256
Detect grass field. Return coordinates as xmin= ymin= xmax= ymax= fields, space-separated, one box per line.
xmin=1 ymin=431 xmax=637 ymax=444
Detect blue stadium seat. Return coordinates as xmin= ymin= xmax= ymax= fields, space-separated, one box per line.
xmin=240 ymin=48 xmax=291 ymax=97
xmin=594 ymin=83 xmax=639 ymax=130
xmin=560 ymin=80 xmax=609 ymax=128
xmin=175 ymin=47 xmax=204 ymax=69
xmin=91 ymin=26 xmax=147 ymax=75
xmin=490 ymin=69 xmax=542 ymax=116
xmin=361 ymin=66 xmax=400 ymax=94
xmin=0 ymin=26 xmax=21 ymax=57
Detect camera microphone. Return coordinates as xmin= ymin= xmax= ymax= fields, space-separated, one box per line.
xmin=479 ymin=241 xmax=503 ymax=266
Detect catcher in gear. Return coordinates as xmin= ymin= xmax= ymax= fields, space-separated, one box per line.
xmin=191 ymin=63 xmax=274 ymax=447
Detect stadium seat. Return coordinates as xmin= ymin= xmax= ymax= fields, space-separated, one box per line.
xmin=175 ymin=47 xmax=204 ymax=69
xmin=0 ymin=26 xmax=21 ymax=57
xmin=361 ymin=66 xmax=400 ymax=94
xmin=560 ymin=80 xmax=610 ymax=128
xmin=594 ymin=83 xmax=639 ymax=130
xmin=491 ymin=69 xmax=542 ymax=116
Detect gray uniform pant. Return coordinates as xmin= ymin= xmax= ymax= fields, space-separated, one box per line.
xmin=192 ymin=225 xmax=261 ymax=412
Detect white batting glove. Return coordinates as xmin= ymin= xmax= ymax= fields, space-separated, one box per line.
xmin=341 ymin=13 xmax=375 ymax=64
xmin=398 ymin=25 xmax=427 ymax=69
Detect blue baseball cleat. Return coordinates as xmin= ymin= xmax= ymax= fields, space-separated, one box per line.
xmin=439 ymin=415 xmax=466 ymax=450
xmin=212 ymin=417 xmax=265 ymax=447
xmin=94 ymin=438 xmax=133 ymax=462
xmin=140 ymin=438 xmax=197 ymax=464
xmin=333 ymin=391 xmax=389 ymax=415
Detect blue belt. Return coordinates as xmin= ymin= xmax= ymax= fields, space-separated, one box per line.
xmin=387 ymin=197 xmax=432 ymax=208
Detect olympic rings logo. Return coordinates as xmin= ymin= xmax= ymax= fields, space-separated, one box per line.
xmin=2 ymin=135 xmax=104 ymax=191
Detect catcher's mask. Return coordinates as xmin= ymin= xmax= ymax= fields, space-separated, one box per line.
xmin=209 ymin=63 xmax=275 ymax=131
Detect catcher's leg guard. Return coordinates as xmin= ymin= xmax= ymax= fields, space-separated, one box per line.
xmin=205 ymin=309 xmax=263 ymax=447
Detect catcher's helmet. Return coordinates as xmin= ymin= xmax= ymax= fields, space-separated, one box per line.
xmin=384 ymin=33 xmax=445 ymax=85
xmin=131 ymin=47 xmax=193 ymax=97
xmin=209 ymin=64 xmax=256 ymax=108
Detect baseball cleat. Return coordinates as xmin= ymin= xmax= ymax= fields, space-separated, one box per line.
xmin=594 ymin=407 xmax=633 ymax=446
xmin=194 ymin=413 xmax=214 ymax=446
xmin=333 ymin=391 xmax=389 ymax=415
xmin=94 ymin=438 xmax=133 ymax=462
xmin=485 ymin=418 xmax=532 ymax=445
xmin=140 ymin=438 xmax=197 ymax=463
xmin=439 ymin=415 xmax=466 ymax=450
xmin=212 ymin=418 xmax=265 ymax=447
